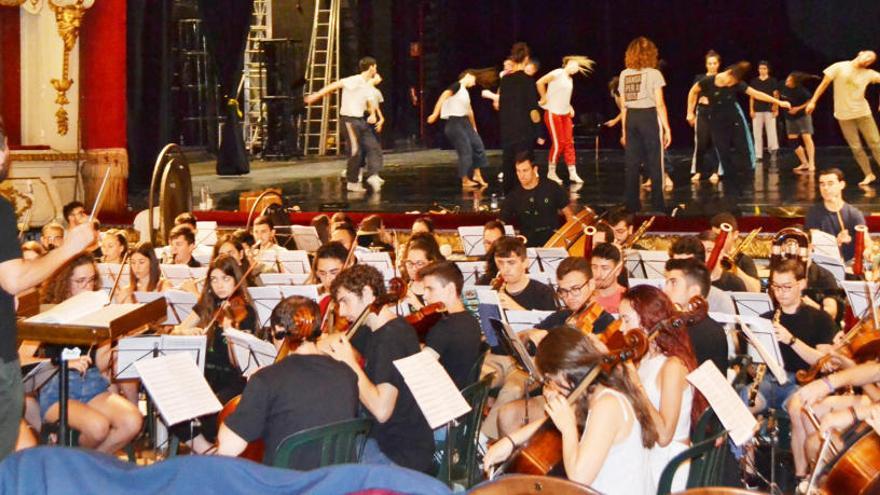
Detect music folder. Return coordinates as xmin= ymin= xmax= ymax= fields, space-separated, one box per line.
xmin=279 ymin=284 xmax=321 ymax=302
xmin=393 ymin=351 xmax=471 ymax=430
xmin=247 ymin=286 xmax=283 ymax=329
xmin=458 ymin=225 xmax=515 ymax=258
xmin=355 ymin=251 xmax=394 ymax=272
xmin=475 ymin=287 xmax=504 ymax=348
xmin=687 ymin=361 xmax=758 ymax=446
xmin=289 ymin=225 xmax=322 ymax=253
xmin=135 ymin=290 xmax=197 ymax=326
xmin=259 ymin=272 xmax=311 ymax=286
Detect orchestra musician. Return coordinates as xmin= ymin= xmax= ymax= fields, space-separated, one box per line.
xmin=668 ymin=236 xmax=736 ymax=314
xmin=211 ymin=234 xmax=257 ymax=286
xmin=172 ymin=254 xmax=259 ymax=453
xmin=401 ymin=233 xmax=445 ymax=312
xmin=484 ymin=327 xmax=658 ymax=494
xmin=167 ymin=224 xmax=202 ymax=267
xmin=99 ymin=229 xmax=128 ymax=264
xmin=40 ymin=223 xmax=65 ymax=252
xmin=709 ymin=213 xmax=761 ymax=292
xmin=607 ymin=207 xmax=645 ymax=249
xmin=116 ymin=242 xmax=172 ymax=303
xmin=590 ymin=243 xmax=627 ymax=314
xmin=38 ymin=254 xmax=143 ymax=454
xmin=251 ymin=215 xmax=285 ymax=254
xmin=330 ymin=222 xmax=358 ymax=252
xmin=310 ymin=241 xmax=349 ymax=315
xmin=217 ymin=296 xmax=359 ymax=467
xmin=805 ymin=168 xmax=869 ymax=262
xmin=323 ymin=264 xmax=434 ymax=473
xmin=619 ymin=285 xmax=706 ymax=492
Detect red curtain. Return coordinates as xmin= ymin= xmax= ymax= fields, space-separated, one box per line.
xmin=0 ymin=7 xmax=20 ymax=146
xmin=80 ymin=0 xmax=126 ymax=149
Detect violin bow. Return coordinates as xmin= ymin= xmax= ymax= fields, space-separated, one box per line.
xmin=203 ymin=261 xmax=258 ymax=331
xmin=105 ymin=252 xmax=131 ymax=305
xmin=88 ymin=168 xmax=112 ymax=224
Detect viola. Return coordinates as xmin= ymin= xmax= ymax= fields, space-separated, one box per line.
xmin=797 ymin=312 xmax=880 ymax=384
xmin=406 ymin=302 xmax=447 ymax=342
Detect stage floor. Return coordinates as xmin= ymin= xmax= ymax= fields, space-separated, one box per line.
xmin=191 ymin=146 xmax=879 ymax=217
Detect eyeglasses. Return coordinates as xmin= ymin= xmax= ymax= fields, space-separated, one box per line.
xmin=556 ymin=282 xmax=588 ymax=298
xmin=71 ymin=276 xmax=96 ymax=287
xmin=405 ymin=260 xmax=429 ymax=269
xmin=770 ymin=283 xmax=798 ymax=292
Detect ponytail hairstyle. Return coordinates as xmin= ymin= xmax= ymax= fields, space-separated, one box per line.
xmin=537 ymin=327 xmax=660 ymax=448
xmin=562 ymin=55 xmax=596 ymax=76
xmin=509 ymin=42 xmax=530 ymax=64
xmin=458 ymin=67 xmax=499 ymax=89
xmin=726 ymin=61 xmax=752 ymax=83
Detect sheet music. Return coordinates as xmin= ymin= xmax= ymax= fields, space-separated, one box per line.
xmin=526 ymin=248 xmax=568 ymax=274
xmin=259 ymin=273 xmax=311 ymax=286
xmin=279 ymin=284 xmax=321 ymax=302
xmin=26 ymin=291 xmax=109 ymax=324
xmin=195 ymin=221 xmax=218 ymax=247
xmin=247 ymin=286 xmax=283 ymax=328
xmin=135 ymin=353 xmax=222 ymax=426
xmin=628 ymin=278 xmax=665 ymax=290
xmin=192 ymin=247 xmax=213 ymax=266
xmin=737 ymin=315 xmax=787 ymax=384
xmin=135 ymin=290 xmax=197 ymax=325
xmin=729 ymin=292 xmax=774 ymax=317
xmin=811 ymin=253 xmax=846 ymax=281
xmin=22 ymin=360 xmax=56 ymax=394
xmin=810 ymin=229 xmax=842 ymax=261
xmin=355 ymin=251 xmax=394 ymax=272
xmin=97 ymin=263 xmax=130 ymax=289
xmin=455 ymin=261 xmax=485 ymax=288
xmin=271 ymin=250 xmax=311 ymax=274
xmin=624 ymin=250 xmax=669 ymax=278
xmin=116 ymin=335 xmax=207 ymax=380
xmin=457 ymin=225 xmax=515 ymax=257
xmin=504 ymin=310 xmax=553 ymax=333
xmin=687 ymin=361 xmax=758 ymax=446
xmin=159 ymin=264 xmax=201 ymax=288
xmin=841 ymin=281 xmax=880 ymax=319
xmin=290 ymin=225 xmax=322 ymax=253
xmin=528 ymin=272 xmax=557 ymax=292
xmin=224 ymin=328 xmax=278 ymax=377
xmin=393 ymin=350 xmax=471 ymax=429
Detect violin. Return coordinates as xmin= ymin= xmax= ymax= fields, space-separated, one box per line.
xmin=406 ymin=302 xmax=447 ymax=342
xmin=202 ymin=262 xmax=258 ymax=331
xmin=500 ymin=295 xmax=707 ymax=476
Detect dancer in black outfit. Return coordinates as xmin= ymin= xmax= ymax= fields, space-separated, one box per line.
xmin=691 ymin=50 xmax=722 ymax=184
xmin=498 ymin=42 xmax=543 ymax=193
xmin=687 ymin=62 xmax=790 ymax=205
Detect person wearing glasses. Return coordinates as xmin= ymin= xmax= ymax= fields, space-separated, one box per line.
xmin=309 ymin=241 xmax=349 ymax=317
xmin=217 ymin=296 xmax=358 ymax=467
xmin=400 ymin=233 xmax=445 ymax=313
xmin=37 ymin=254 xmax=143 ymax=455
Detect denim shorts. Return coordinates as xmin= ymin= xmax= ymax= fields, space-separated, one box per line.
xmin=39 ymin=367 xmax=110 ymax=419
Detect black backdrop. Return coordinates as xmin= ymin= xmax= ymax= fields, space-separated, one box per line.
xmin=383 ymin=0 xmax=880 ymax=149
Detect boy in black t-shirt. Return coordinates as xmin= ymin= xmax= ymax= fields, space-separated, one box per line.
xmin=218 ymin=296 xmax=358 ymax=467
xmin=494 ymin=236 xmax=558 ymax=312
xmin=324 ymin=264 xmax=434 ymax=473
xmin=419 ymin=261 xmax=482 ymax=390
xmin=500 ymin=154 xmax=572 ymax=247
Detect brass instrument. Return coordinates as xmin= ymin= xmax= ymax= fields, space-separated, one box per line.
xmin=622 ymin=215 xmax=655 ymax=250
xmin=770 ymin=227 xmax=810 ymax=269
xmin=721 ymin=227 xmax=762 ymax=272
xmin=706 ymin=223 xmax=732 ymax=271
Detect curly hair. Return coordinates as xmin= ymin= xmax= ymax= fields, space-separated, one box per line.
xmin=41 ymin=253 xmax=101 ymax=304
xmin=330 ymin=263 xmax=387 ymax=302
xmin=622 ymin=285 xmax=708 ymax=425
xmin=271 ymin=295 xmax=322 ymax=348
xmin=537 ymin=326 xmax=659 ymax=448
xmin=624 ymin=36 xmax=659 ymax=70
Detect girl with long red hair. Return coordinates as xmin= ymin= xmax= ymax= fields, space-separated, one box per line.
xmin=618 ymin=284 xmax=706 ymax=492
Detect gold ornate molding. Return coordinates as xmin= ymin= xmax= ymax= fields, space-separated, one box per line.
xmin=48 ymin=0 xmax=88 ymax=136
xmin=0 ymin=0 xmax=25 ymax=7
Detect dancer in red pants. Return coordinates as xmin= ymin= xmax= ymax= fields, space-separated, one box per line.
xmin=537 ymin=56 xmax=595 ymax=185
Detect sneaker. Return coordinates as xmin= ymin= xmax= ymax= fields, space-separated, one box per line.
xmin=497 ymin=171 xmax=504 ymax=181
xmin=339 ymin=169 xmax=347 ymax=178
xmin=374 ymin=174 xmax=384 ymax=184
xmin=709 ymin=173 xmax=720 ymax=184
xmin=547 ymin=166 xmax=563 ymax=185
xmin=366 ymin=174 xmax=383 ymax=190
xmin=568 ymin=166 xmax=584 ymax=184
xmin=691 ymin=173 xmax=701 ymax=184
xmin=346 ymin=182 xmax=366 ymax=193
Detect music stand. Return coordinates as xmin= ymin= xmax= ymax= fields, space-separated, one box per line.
xmin=490 ymin=318 xmax=544 ymax=423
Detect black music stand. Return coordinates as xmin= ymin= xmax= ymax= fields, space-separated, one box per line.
xmin=489 ymin=318 xmax=544 ymax=423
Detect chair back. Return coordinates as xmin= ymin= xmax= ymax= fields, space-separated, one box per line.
xmin=436 ymin=373 xmax=494 ymax=488
xmin=273 ymin=417 xmax=371 ymax=470
xmin=657 ymin=430 xmax=730 ymax=495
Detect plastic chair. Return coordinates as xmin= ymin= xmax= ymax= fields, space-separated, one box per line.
xmin=272 ymin=417 xmax=371 ymax=470
xmin=435 ymin=373 xmax=494 ymax=489
xmin=465 ymin=344 xmax=490 ymax=387
xmin=657 ymin=430 xmax=730 ymax=495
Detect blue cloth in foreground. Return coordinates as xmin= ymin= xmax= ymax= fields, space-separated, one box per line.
xmin=0 ymin=447 xmax=452 ymax=495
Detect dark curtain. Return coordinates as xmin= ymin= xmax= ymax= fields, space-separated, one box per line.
xmin=127 ymin=0 xmax=174 ymax=194
xmin=198 ymin=0 xmax=253 ymax=175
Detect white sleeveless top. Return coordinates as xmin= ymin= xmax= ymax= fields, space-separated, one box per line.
xmin=585 ymin=388 xmax=655 ymax=495
xmin=440 ymin=82 xmax=471 ymax=119
xmin=543 ymin=68 xmax=573 ymax=115
xmin=638 ymin=353 xmax=693 ymax=492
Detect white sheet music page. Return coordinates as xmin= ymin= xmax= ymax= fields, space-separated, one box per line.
xmin=71 ymin=303 xmax=144 ymax=328
xmin=393 ymin=350 xmax=471 ymax=429
xmin=810 ymin=229 xmax=842 ymax=260
xmin=738 ymin=315 xmax=788 ymax=384
xmin=729 ymin=292 xmax=773 ymax=317
xmin=687 ymin=361 xmax=758 ymax=446
xmin=26 ymin=291 xmax=110 ymax=324
xmin=224 ymin=328 xmax=278 ymax=377
xmin=135 ymin=353 xmax=222 ymax=426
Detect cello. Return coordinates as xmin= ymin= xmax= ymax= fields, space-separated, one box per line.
xmin=500 ymin=296 xmax=708 ymax=475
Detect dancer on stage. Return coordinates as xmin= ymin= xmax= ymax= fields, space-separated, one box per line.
xmin=618 ymin=37 xmax=672 ymax=213
xmin=427 ymin=69 xmax=495 ymax=188
xmin=780 ymin=72 xmax=820 ymax=173
xmin=498 ymin=42 xmax=543 ymax=193
xmin=537 ymin=56 xmax=595 ymax=185
xmin=691 ymin=50 xmax=722 ymax=184
xmin=686 ymin=61 xmax=790 ymax=204
xmin=305 ymin=56 xmax=384 ymax=193
xmin=749 ymin=61 xmax=780 ymax=164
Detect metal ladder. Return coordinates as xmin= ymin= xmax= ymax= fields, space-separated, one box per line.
xmin=301 ymin=0 xmax=340 ymax=156
xmin=243 ymin=0 xmax=271 ymax=153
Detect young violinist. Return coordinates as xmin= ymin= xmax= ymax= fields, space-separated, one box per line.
xmin=619 ymin=285 xmax=706 ymax=492
xmin=311 ymin=241 xmax=349 ymax=315
xmin=607 ymin=207 xmax=643 ymax=249
xmin=38 ymin=254 xmax=143 ymax=454
xmin=323 ymin=264 xmax=434 ymax=473
xmin=494 ymin=236 xmax=557 ymax=312
xmin=590 ymin=242 xmax=627 ymax=314
xmin=494 ymin=256 xmax=616 ymax=437
xmin=116 ymin=242 xmax=172 ymax=304
xmin=484 ymin=327 xmax=658 ymax=494
xmin=418 ymin=261 xmax=482 ymax=389
xmin=217 ymin=296 xmax=358 ymax=467
xmin=401 ymin=233 xmax=445 ymax=312
xmin=212 ymin=234 xmax=256 ymax=286
xmin=172 ymin=254 xmax=259 ymax=453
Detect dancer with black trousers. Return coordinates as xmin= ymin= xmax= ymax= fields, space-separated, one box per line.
xmin=690 ymin=50 xmax=722 ymax=184
xmin=687 ymin=62 xmax=790 ymax=206
xmin=498 ymin=42 xmax=542 ymax=193
xmin=618 ymin=37 xmax=672 ymax=213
